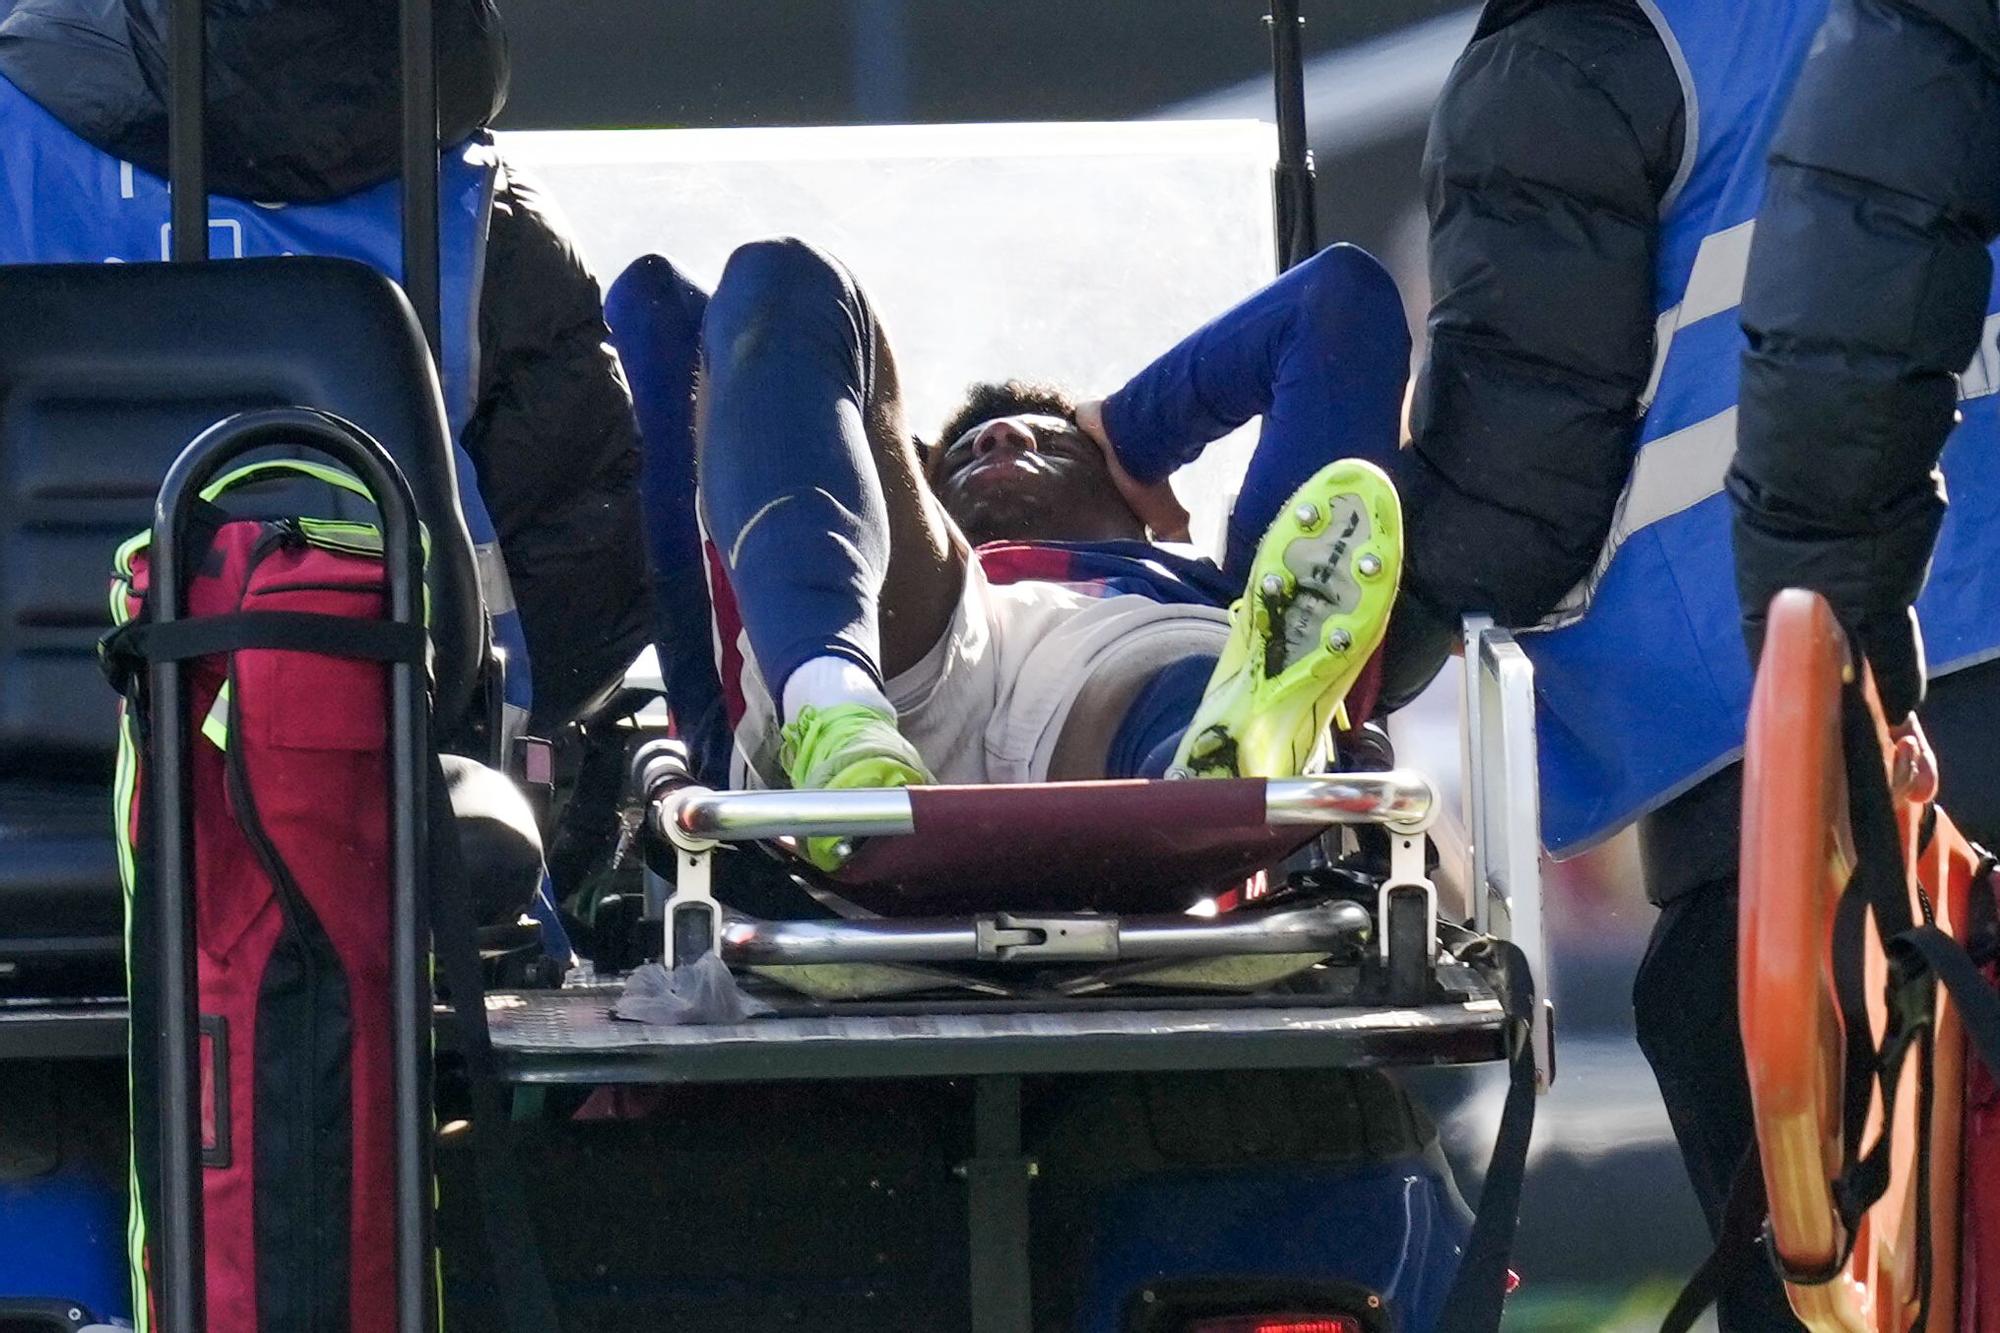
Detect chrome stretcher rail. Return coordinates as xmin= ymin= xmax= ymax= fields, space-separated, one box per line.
xmin=722 ymin=900 xmax=1371 ymax=967
xmin=648 ymin=770 xmax=1439 ymax=846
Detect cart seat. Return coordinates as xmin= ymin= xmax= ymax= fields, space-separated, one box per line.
xmin=0 ymin=259 xmax=495 ymax=983
xmin=0 ymin=782 xmax=122 ymax=967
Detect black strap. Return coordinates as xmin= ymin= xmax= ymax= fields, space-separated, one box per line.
xmin=1912 ymin=1017 xmax=1938 ymax=1330
xmin=1433 ymin=938 xmax=1537 ymax=1333
xmin=423 ymin=753 xmax=563 ymax=1333
xmin=1658 ymin=1150 xmax=1772 ymax=1333
xmin=1820 ymin=684 xmax=1926 ymax=1250
xmin=1898 ymin=924 xmax=2000 ymax=1082
xmin=176 ymin=498 xmax=232 ymax=587
xmin=1661 ymin=681 xmax=1927 ymax=1330
xmin=1830 ymin=875 xmax=1878 ymax=1193
xmin=111 ymin=612 xmax=426 ymax=666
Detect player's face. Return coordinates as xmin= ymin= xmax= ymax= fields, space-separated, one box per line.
xmin=929 ymin=414 xmax=1145 ymax=546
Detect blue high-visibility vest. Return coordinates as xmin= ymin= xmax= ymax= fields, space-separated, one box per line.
xmin=0 ymin=73 xmax=533 ymax=728
xmin=1523 ymin=0 xmax=2000 ymax=853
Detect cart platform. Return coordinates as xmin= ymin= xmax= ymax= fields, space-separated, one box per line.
xmin=482 ymin=961 xmax=1509 ymax=1086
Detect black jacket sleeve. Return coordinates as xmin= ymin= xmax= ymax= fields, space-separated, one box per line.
xmin=465 ymin=161 xmax=651 ymax=732
xmin=1387 ymin=1 xmax=1684 ymax=706
xmin=1732 ymin=0 xmax=2000 ymax=720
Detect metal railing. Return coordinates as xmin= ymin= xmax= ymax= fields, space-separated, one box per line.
xmin=1461 ymin=615 xmax=1553 ymax=1087
xmin=638 ymin=763 xmax=1438 ymax=849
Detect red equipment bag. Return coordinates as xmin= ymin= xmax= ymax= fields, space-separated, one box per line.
xmin=104 ymin=462 xmax=416 ymax=1332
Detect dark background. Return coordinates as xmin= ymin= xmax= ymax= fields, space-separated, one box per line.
xmin=493 ymin=1 xmax=1463 ymax=128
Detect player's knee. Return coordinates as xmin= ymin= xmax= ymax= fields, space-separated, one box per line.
xmin=705 ymin=237 xmax=854 ymax=368
xmin=715 ymin=237 xmax=846 ymax=321
xmin=1291 ymin=242 xmax=1406 ymax=347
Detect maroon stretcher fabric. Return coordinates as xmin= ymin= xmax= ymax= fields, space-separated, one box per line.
xmin=827 ymin=778 xmax=1319 ymax=914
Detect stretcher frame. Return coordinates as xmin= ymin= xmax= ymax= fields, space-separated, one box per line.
xmin=482 ymin=619 xmax=1547 ymax=1081
xmin=620 ymin=618 xmax=1549 ymax=1079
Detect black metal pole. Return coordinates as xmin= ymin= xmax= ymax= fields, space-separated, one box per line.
xmin=167 ymin=0 xmax=206 ymax=260
xmin=148 ymin=414 xmax=208 ymax=1333
xmin=1267 ymin=0 xmax=1317 ymax=272
xmin=401 ymin=0 xmax=443 ymax=361
xmin=965 ymin=1076 xmax=1033 ymax=1333
xmin=152 ymin=410 xmax=428 ymax=1333
xmin=388 ymin=454 xmax=431 ymax=1333
xmin=395 ymin=9 xmax=441 ymax=1326
xmin=155 ymin=3 xmax=213 ymax=1321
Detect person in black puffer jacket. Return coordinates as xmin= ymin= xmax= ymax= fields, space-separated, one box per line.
xmin=0 ymin=0 xmax=649 ymax=734
xmin=1734 ymin=0 xmax=2000 ymax=776
xmin=1394 ymin=4 xmax=2000 ymax=1329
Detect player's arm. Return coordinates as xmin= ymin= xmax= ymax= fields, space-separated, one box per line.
xmin=1075 ymin=244 xmax=1407 ymax=543
xmin=1733 ymin=0 xmax=2000 ymax=719
xmin=1384 ymin=2 xmax=1684 ymax=704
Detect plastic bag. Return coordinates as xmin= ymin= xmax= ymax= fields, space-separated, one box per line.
xmin=612 ymin=954 xmax=774 ymax=1025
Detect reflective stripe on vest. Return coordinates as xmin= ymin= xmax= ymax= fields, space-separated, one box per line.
xmin=1550 ymin=220 xmax=2000 ymax=629
xmin=0 ymin=73 xmax=532 ymax=720
xmin=1520 ymin=0 xmax=2000 ymax=853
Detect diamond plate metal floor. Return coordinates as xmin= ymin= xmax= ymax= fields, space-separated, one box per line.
xmin=481 ymin=978 xmax=1509 ymax=1085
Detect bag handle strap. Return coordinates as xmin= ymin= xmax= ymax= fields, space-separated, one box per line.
xmin=424 ymin=751 xmax=563 ymax=1333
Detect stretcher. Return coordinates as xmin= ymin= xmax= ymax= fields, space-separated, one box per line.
xmin=475 ymin=620 xmax=1550 ymax=1333
xmin=1727 ymin=590 xmax=2000 ymax=1332
xmin=0 ymin=0 xmax=1554 ymax=1326
xmin=490 ymin=621 xmax=1551 ymax=1085
xmin=619 ymin=625 xmax=1548 ymax=1065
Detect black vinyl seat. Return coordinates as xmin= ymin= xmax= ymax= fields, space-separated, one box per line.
xmin=0 ymin=257 xmax=491 ymax=981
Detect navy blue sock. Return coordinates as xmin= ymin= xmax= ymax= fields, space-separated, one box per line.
xmin=605 ymin=254 xmax=734 ymax=780
xmin=698 ymin=239 xmax=894 ymax=700
xmin=1224 ymin=246 xmax=1407 ymax=582
xmin=1097 ymin=244 xmax=1409 ymax=585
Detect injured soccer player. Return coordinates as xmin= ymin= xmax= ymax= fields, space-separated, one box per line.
xmin=621 ymin=237 xmax=1409 ymax=859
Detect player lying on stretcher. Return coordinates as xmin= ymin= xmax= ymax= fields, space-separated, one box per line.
xmin=619 ymin=237 xmax=1411 ymax=868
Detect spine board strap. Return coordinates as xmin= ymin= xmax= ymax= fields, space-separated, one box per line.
xmin=1662 ymin=680 xmax=2000 ymax=1332
xmin=424 ymin=748 xmax=564 ymax=1333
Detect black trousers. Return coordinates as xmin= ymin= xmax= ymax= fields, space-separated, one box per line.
xmin=1633 ymin=657 xmax=2000 ymax=1331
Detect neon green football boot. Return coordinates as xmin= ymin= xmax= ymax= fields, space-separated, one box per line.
xmin=780 ymin=703 xmax=933 ymax=869
xmin=1170 ymin=458 xmax=1403 ymax=779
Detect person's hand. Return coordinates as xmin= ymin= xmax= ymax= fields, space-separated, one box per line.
xmin=1076 ymin=398 xmax=1193 ymax=542
xmin=1889 ymin=711 xmax=1939 ymax=804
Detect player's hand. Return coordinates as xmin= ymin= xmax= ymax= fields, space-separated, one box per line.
xmin=1076 ymin=399 xmax=1194 ymax=543
xmin=1889 ymin=711 xmax=1939 ymax=804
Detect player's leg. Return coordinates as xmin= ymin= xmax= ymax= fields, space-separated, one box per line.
xmin=607 ymin=254 xmax=734 ymax=782
xmin=1175 ymin=457 xmax=1404 ymax=778
xmin=1090 ymin=457 xmax=1404 ymax=782
xmin=1222 ymin=244 xmax=1409 ymax=585
xmin=697 ymin=239 xmax=961 ymax=826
